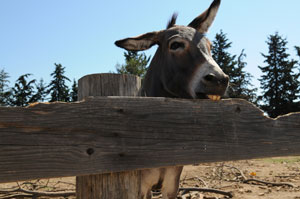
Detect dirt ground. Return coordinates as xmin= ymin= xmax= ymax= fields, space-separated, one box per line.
xmin=0 ymin=156 xmax=299 ymax=199
xmin=180 ymin=156 xmax=300 ymax=199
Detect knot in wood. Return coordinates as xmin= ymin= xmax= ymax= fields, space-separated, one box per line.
xmin=86 ymin=148 xmax=94 ymax=156
xmin=235 ymin=106 xmax=241 ymax=113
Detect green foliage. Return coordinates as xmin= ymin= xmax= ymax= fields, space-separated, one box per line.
xmin=212 ymin=30 xmax=237 ymax=77
xmin=296 ymin=46 xmax=300 ymax=73
xmin=33 ymin=78 xmax=48 ymax=102
xmin=48 ymin=63 xmax=71 ymax=102
xmin=70 ymin=79 xmax=78 ymax=102
xmin=263 ymin=156 xmax=300 ymax=164
xmin=0 ymin=69 xmax=11 ymax=106
xmin=258 ymin=32 xmax=300 ymax=118
xmin=116 ymin=51 xmax=150 ymax=79
xmin=212 ymin=30 xmax=257 ymax=102
xmin=295 ymin=46 xmax=300 ymax=58
xmin=10 ymin=74 xmax=36 ymax=107
xmin=233 ymin=50 xmax=257 ymax=102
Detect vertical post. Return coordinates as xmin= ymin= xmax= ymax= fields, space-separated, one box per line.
xmin=76 ymin=73 xmax=142 ymax=199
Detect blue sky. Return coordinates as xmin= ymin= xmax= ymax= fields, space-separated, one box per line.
xmin=1 ymin=0 xmax=300 ymax=90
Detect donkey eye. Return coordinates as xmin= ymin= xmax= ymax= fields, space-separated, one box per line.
xmin=170 ymin=42 xmax=185 ymax=50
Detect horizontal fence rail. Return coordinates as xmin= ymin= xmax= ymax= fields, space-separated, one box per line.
xmin=0 ymin=97 xmax=299 ymax=183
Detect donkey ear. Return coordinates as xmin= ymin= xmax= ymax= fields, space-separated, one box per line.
xmin=115 ymin=31 xmax=160 ymax=51
xmin=188 ymin=0 xmax=221 ymax=33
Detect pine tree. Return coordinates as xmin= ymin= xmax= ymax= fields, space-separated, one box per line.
xmin=212 ymin=30 xmax=256 ymax=101
xmin=0 ymin=69 xmax=11 ymax=106
xmin=70 ymin=79 xmax=78 ymax=102
xmin=33 ymin=78 xmax=48 ymax=102
xmin=258 ymin=32 xmax=300 ymax=118
xmin=295 ymin=46 xmax=300 ymax=58
xmin=294 ymin=46 xmax=300 ymax=109
xmin=296 ymin=46 xmax=300 ymax=83
xmin=296 ymin=46 xmax=300 ymax=76
xmin=48 ymin=63 xmax=70 ymax=102
xmin=116 ymin=51 xmax=150 ymax=79
xmin=212 ymin=30 xmax=237 ymax=78
xmin=10 ymin=74 xmax=36 ymax=107
xmin=233 ymin=50 xmax=257 ymax=103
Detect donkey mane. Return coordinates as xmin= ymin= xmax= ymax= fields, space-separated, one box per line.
xmin=166 ymin=13 xmax=178 ymax=29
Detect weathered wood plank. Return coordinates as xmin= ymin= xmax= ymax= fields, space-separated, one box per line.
xmin=78 ymin=73 xmax=141 ymax=99
xmin=76 ymin=171 xmax=141 ymax=199
xmin=76 ymin=73 xmax=142 ymax=199
xmin=0 ymin=97 xmax=299 ymax=183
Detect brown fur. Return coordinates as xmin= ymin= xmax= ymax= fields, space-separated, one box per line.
xmin=166 ymin=13 xmax=178 ymax=29
xmin=188 ymin=0 xmax=221 ymax=33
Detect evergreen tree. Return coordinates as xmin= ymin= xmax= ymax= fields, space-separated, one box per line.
xmin=212 ymin=30 xmax=237 ymax=79
xmin=48 ymin=63 xmax=70 ymax=102
xmin=33 ymin=78 xmax=48 ymax=102
xmin=295 ymin=46 xmax=300 ymax=58
xmin=296 ymin=46 xmax=300 ymax=81
xmin=294 ymin=46 xmax=300 ymax=109
xmin=116 ymin=51 xmax=150 ymax=79
xmin=212 ymin=30 xmax=256 ymax=101
xmin=233 ymin=50 xmax=257 ymax=103
xmin=0 ymin=69 xmax=11 ymax=106
xmin=70 ymin=79 xmax=78 ymax=102
xmin=10 ymin=74 xmax=36 ymax=107
xmin=258 ymin=32 xmax=300 ymax=118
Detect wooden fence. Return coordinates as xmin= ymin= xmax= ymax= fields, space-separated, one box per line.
xmin=0 ymin=74 xmax=299 ymax=199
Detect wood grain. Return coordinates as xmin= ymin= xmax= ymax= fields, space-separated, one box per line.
xmin=78 ymin=73 xmax=141 ymax=99
xmin=76 ymin=171 xmax=141 ymax=199
xmin=0 ymin=97 xmax=299 ymax=183
xmin=76 ymin=73 xmax=142 ymax=199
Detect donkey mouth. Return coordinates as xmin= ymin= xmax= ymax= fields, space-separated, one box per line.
xmin=196 ymin=93 xmax=221 ymax=101
xmin=207 ymin=95 xmax=221 ymax=101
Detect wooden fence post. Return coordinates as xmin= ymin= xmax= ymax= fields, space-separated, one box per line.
xmin=76 ymin=73 xmax=142 ymax=199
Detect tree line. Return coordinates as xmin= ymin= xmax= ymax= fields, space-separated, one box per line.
xmin=116 ymin=31 xmax=300 ymax=118
xmin=0 ymin=63 xmax=78 ymax=107
xmin=1 ymin=31 xmax=300 ymax=118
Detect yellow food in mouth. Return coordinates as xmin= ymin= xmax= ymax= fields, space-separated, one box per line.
xmin=207 ymin=95 xmax=221 ymax=101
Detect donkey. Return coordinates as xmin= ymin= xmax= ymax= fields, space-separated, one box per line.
xmin=115 ymin=0 xmax=228 ymax=198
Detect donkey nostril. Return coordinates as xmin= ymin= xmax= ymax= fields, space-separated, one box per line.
xmin=204 ymin=74 xmax=216 ymax=82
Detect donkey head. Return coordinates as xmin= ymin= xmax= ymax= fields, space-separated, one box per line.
xmin=115 ymin=0 xmax=228 ymax=100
